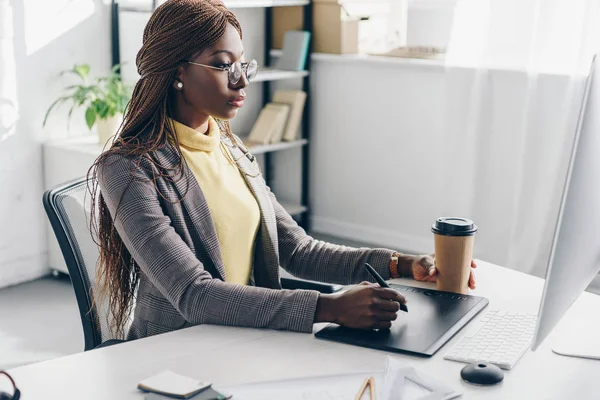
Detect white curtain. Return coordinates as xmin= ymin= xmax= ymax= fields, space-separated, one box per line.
xmin=437 ymin=0 xmax=600 ymax=277
xmin=447 ymin=0 xmax=600 ymax=73
xmin=0 ymin=0 xmax=22 ymax=286
xmin=0 ymin=0 xmax=18 ymax=144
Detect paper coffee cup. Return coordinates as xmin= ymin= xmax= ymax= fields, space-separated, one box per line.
xmin=432 ymin=217 xmax=478 ymax=294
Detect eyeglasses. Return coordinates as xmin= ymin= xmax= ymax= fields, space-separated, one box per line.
xmin=187 ymin=59 xmax=258 ymax=85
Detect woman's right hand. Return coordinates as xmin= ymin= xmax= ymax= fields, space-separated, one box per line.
xmin=315 ymin=282 xmax=407 ymax=330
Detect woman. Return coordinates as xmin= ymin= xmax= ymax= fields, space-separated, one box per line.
xmin=90 ymin=0 xmax=476 ymax=340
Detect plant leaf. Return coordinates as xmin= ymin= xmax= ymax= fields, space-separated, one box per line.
xmin=47 ymin=62 xmax=132 ymax=130
xmin=74 ymin=64 xmax=91 ymax=81
xmin=97 ymin=101 xmax=110 ymax=119
xmin=85 ymin=107 xmax=97 ymax=130
xmin=108 ymin=104 xmax=117 ymax=118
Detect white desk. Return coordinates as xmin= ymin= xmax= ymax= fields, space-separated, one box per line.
xmin=3 ymin=261 xmax=599 ymax=399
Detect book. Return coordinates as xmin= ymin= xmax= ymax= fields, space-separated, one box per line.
xmin=274 ymin=30 xmax=311 ymax=71
xmin=138 ymin=370 xmax=212 ymax=399
xmin=246 ymin=103 xmax=290 ymax=145
xmin=265 ymin=102 xmax=291 ymax=144
xmin=272 ymin=90 xmax=307 ymax=142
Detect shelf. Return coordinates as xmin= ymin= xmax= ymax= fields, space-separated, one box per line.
xmin=246 ymin=139 xmax=308 ymax=155
xmin=119 ymin=0 xmax=309 ymax=12
xmin=225 ymin=0 xmax=309 ymax=7
xmin=118 ymin=1 xmax=153 ymax=12
xmin=44 ymin=135 xmax=308 ymax=157
xmin=279 ymin=202 xmax=308 ymax=216
xmin=270 ymin=49 xmax=446 ymax=71
xmin=254 ymin=68 xmax=309 ymax=83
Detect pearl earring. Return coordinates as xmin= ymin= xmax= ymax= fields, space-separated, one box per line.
xmin=176 ymin=81 xmax=183 ymax=89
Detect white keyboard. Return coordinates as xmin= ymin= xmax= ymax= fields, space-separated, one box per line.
xmin=444 ymin=310 xmax=538 ymax=370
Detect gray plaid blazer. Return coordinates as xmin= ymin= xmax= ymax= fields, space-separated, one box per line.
xmin=98 ymin=134 xmax=395 ymax=340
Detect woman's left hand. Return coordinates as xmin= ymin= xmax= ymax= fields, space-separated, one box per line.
xmin=411 ymin=254 xmax=477 ymax=290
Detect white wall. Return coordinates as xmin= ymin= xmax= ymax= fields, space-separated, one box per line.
xmin=0 ymin=0 xmax=111 ymax=288
xmin=304 ymin=54 xmax=586 ymax=278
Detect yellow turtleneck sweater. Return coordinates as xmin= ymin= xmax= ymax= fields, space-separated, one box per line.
xmin=172 ymin=117 xmax=260 ymax=285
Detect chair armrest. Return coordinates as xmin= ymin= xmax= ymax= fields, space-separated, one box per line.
xmin=280 ymin=277 xmax=343 ymax=294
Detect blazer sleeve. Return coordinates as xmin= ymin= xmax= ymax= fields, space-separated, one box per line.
xmin=97 ymin=154 xmax=319 ymax=333
xmin=268 ymin=187 xmax=397 ymax=285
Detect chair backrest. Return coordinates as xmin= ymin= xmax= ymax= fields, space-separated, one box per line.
xmin=43 ymin=177 xmax=116 ymax=350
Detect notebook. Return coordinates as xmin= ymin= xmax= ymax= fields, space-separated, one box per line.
xmin=138 ymin=370 xmax=212 ymax=399
xmin=274 ymin=30 xmax=311 ymax=71
xmin=272 ymin=90 xmax=306 ymax=142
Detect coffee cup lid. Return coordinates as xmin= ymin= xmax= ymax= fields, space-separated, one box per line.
xmin=432 ymin=217 xmax=478 ymax=236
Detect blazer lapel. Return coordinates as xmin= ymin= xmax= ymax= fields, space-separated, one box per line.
xmin=153 ymin=145 xmax=227 ymax=281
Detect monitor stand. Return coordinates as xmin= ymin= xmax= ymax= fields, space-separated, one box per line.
xmin=550 ymin=312 xmax=600 ymax=360
xmin=552 ymin=338 xmax=600 ymax=360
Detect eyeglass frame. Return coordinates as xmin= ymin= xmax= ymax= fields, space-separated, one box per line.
xmin=186 ymin=59 xmax=258 ymax=85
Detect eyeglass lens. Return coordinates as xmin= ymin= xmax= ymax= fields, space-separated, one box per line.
xmin=229 ymin=61 xmax=258 ymax=84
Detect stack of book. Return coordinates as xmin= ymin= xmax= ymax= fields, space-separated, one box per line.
xmin=245 ymin=90 xmax=307 ymax=145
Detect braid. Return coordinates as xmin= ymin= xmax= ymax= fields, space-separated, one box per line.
xmin=87 ymin=0 xmax=243 ymax=339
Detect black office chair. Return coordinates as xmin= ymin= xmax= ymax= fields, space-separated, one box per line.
xmin=44 ymin=177 xmax=340 ymax=351
xmin=43 ymin=177 xmax=124 ymax=351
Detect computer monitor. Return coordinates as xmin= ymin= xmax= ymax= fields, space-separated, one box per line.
xmin=531 ymin=55 xmax=600 ymax=357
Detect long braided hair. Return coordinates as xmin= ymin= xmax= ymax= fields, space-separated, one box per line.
xmin=87 ymin=0 xmax=242 ymax=338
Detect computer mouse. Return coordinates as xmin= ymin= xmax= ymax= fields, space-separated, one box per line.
xmin=460 ymin=363 xmax=504 ymax=386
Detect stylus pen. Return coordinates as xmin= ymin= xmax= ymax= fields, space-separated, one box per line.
xmin=364 ymin=263 xmax=408 ymax=312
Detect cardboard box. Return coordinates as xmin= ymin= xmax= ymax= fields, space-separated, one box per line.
xmin=272 ymin=7 xmax=303 ymax=50
xmin=313 ymin=3 xmax=359 ymax=54
xmin=271 ymin=2 xmax=359 ymax=54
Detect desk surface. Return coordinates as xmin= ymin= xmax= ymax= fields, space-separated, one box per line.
xmin=3 ymin=261 xmax=599 ymax=399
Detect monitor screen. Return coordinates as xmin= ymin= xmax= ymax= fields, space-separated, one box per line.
xmin=532 ymin=55 xmax=600 ymax=351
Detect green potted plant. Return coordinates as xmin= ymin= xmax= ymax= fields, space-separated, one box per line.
xmin=43 ymin=64 xmax=131 ymax=144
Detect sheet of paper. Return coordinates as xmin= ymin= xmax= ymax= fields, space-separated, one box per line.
xmin=221 ymin=371 xmax=386 ymax=400
xmin=220 ymin=356 xmax=461 ymax=400
xmin=381 ymin=357 xmax=461 ymax=400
